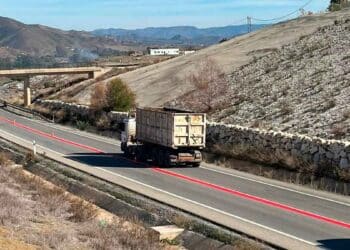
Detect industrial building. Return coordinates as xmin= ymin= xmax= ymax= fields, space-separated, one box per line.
xmin=149 ymin=48 xmax=180 ymax=56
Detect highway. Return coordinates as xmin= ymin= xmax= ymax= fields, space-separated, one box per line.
xmin=0 ymin=108 xmax=349 ymax=250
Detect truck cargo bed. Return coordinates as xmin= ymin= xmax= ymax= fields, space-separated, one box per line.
xmin=136 ymin=108 xmax=206 ymax=149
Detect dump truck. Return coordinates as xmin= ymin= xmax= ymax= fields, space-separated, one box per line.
xmin=121 ymin=107 xmax=206 ymax=167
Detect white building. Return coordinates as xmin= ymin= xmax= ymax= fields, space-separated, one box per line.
xmin=184 ymin=50 xmax=196 ymax=55
xmin=149 ymin=48 xmax=180 ymax=56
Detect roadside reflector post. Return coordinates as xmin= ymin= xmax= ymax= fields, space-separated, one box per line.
xmin=33 ymin=140 xmax=37 ymax=155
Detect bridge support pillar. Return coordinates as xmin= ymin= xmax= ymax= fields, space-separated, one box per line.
xmin=24 ymin=76 xmax=31 ymax=107
xmin=88 ymin=71 xmax=95 ymax=79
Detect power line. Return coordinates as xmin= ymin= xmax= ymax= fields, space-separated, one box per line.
xmin=247 ymin=16 xmax=252 ymax=33
xmin=251 ymin=0 xmax=313 ymax=22
xmin=231 ymin=17 xmax=248 ymax=25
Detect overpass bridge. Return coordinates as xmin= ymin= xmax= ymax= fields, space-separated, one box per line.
xmin=0 ymin=67 xmax=102 ymax=106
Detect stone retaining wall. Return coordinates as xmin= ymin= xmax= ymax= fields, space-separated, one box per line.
xmin=35 ymin=99 xmax=129 ymax=124
xmin=207 ymin=122 xmax=350 ymax=170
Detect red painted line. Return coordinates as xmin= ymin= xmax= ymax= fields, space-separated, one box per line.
xmin=2 ymin=115 xmax=350 ymax=230
xmin=0 ymin=116 xmax=103 ymax=153
xmin=152 ymin=167 xmax=350 ymax=230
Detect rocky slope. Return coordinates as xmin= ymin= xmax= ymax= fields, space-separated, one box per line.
xmin=212 ymin=17 xmax=350 ymax=141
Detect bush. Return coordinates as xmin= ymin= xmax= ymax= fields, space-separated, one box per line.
xmin=106 ymin=78 xmax=136 ymax=112
xmin=90 ymin=79 xmax=136 ymax=112
xmin=328 ymin=0 xmax=350 ymax=11
xmin=76 ymin=120 xmax=89 ymax=131
xmin=95 ymin=113 xmax=111 ymax=130
xmin=91 ymin=83 xmax=108 ymax=110
xmin=0 ymin=152 xmax=10 ymax=166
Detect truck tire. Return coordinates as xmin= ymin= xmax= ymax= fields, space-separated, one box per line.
xmin=163 ymin=151 xmax=173 ymax=168
xmin=135 ymin=147 xmax=145 ymax=162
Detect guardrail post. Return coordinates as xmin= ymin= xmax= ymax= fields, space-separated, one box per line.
xmin=32 ymin=140 xmax=37 ymax=155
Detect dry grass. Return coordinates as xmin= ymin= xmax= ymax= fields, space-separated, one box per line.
xmin=68 ymin=199 xmax=98 ymax=222
xmin=0 ymin=152 xmax=10 ymax=166
xmin=0 ymin=154 xmax=163 ymax=250
xmin=79 ymin=220 xmax=159 ymax=250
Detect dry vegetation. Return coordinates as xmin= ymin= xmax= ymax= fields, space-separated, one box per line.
xmin=168 ymin=58 xmax=231 ymax=113
xmin=91 ymin=78 xmax=136 ymax=112
xmin=0 ymin=153 xmax=162 ymax=250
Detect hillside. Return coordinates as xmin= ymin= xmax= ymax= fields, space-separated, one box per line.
xmin=0 ymin=16 xmax=136 ymax=58
xmin=92 ymin=24 xmax=265 ymax=46
xmin=72 ymin=9 xmax=350 ymax=107
xmin=210 ymin=17 xmax=350 ymax=141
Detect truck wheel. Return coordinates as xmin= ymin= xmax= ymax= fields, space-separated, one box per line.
xmin=163 ymin=151 xmax=173 ymax=168
xmin=135 ymin=147 xmax=145 ymax=162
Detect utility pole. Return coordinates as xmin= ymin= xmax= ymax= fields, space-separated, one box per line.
xmin=247 ymin=16 xmax=252 ymax=33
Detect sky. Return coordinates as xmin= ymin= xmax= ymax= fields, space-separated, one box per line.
xmin=0 ymin=0 xmax=330 ymax=30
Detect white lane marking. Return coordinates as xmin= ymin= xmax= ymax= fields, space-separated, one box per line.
xmin=0 ymin=109 xmax=120 ymax=146
xmin=0 ymin=128 xmax=317 ymax=247
xmin=200 ymin=166 xmax=350 ymax=207
xmin=96 ymin=167 xmax=317 ymax=247
xmin=0 ymin=129 xmax=66 ymax=157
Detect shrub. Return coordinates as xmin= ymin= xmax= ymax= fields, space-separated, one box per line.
xmin=95 ymin=113 xmax=111 ymax=130
xmin=90 ymin=83 xmax=108 ymax=110
xmin=90 ymin=79 xmax=136 ymax=112
xmin=54 ymin=109 xmax=68 ymax=122
xmin=328 ymin=0 xmax=350 ymax=11
xmin=0 ymin=152 xmax=10 ymax=166
xmin=106 ymin=78 xmax=136 ymax=112
xmin=68 ymin=199 xmax=97 ymax=222
xmin=331 ymin=124 xmax=347 ymax=139
xmin=342 ymin=109 xmax=350 ymax=120
xmin=182 ymin=58 xmax=231 ymax=112
xmin=76 ymin=120 xmax=89 ymax=131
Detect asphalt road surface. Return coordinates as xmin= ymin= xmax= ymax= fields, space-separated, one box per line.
xmin=0 ymin=108 xmax=349 ymax=250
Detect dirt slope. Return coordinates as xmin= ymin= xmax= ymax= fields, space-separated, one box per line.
xmin=212 ymin=17 xmax=350 ymax=141
xmin=70 ymin=9 xmax=350 ymax=107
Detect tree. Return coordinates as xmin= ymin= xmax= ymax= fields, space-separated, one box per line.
xmin=329 ymin=0 xmax=350 ymax=11
xmin=183 ymin=58 xmax=230 ymax=112
xmin=90 ymin=83 xmax=108 ymax=110
xmin=106 ymin=78 xmax=136 ymax=112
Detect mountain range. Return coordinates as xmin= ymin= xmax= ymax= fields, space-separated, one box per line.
xmin=92 ymin=24 xmax=266 ymax=46
xmin=0 ymin=16 xmax=134 ymax=59
xmin=0 ymin=16 xmax=266 ymax=62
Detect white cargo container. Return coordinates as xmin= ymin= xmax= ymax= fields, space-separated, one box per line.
xmin=121 ymin=108 xmax=206 ymax=167
xmin=136 ymin=108 xmax=206 ymax=149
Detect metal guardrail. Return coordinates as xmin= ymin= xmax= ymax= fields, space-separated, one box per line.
xmin=0 ymin=99 xmax=52 ymax=123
